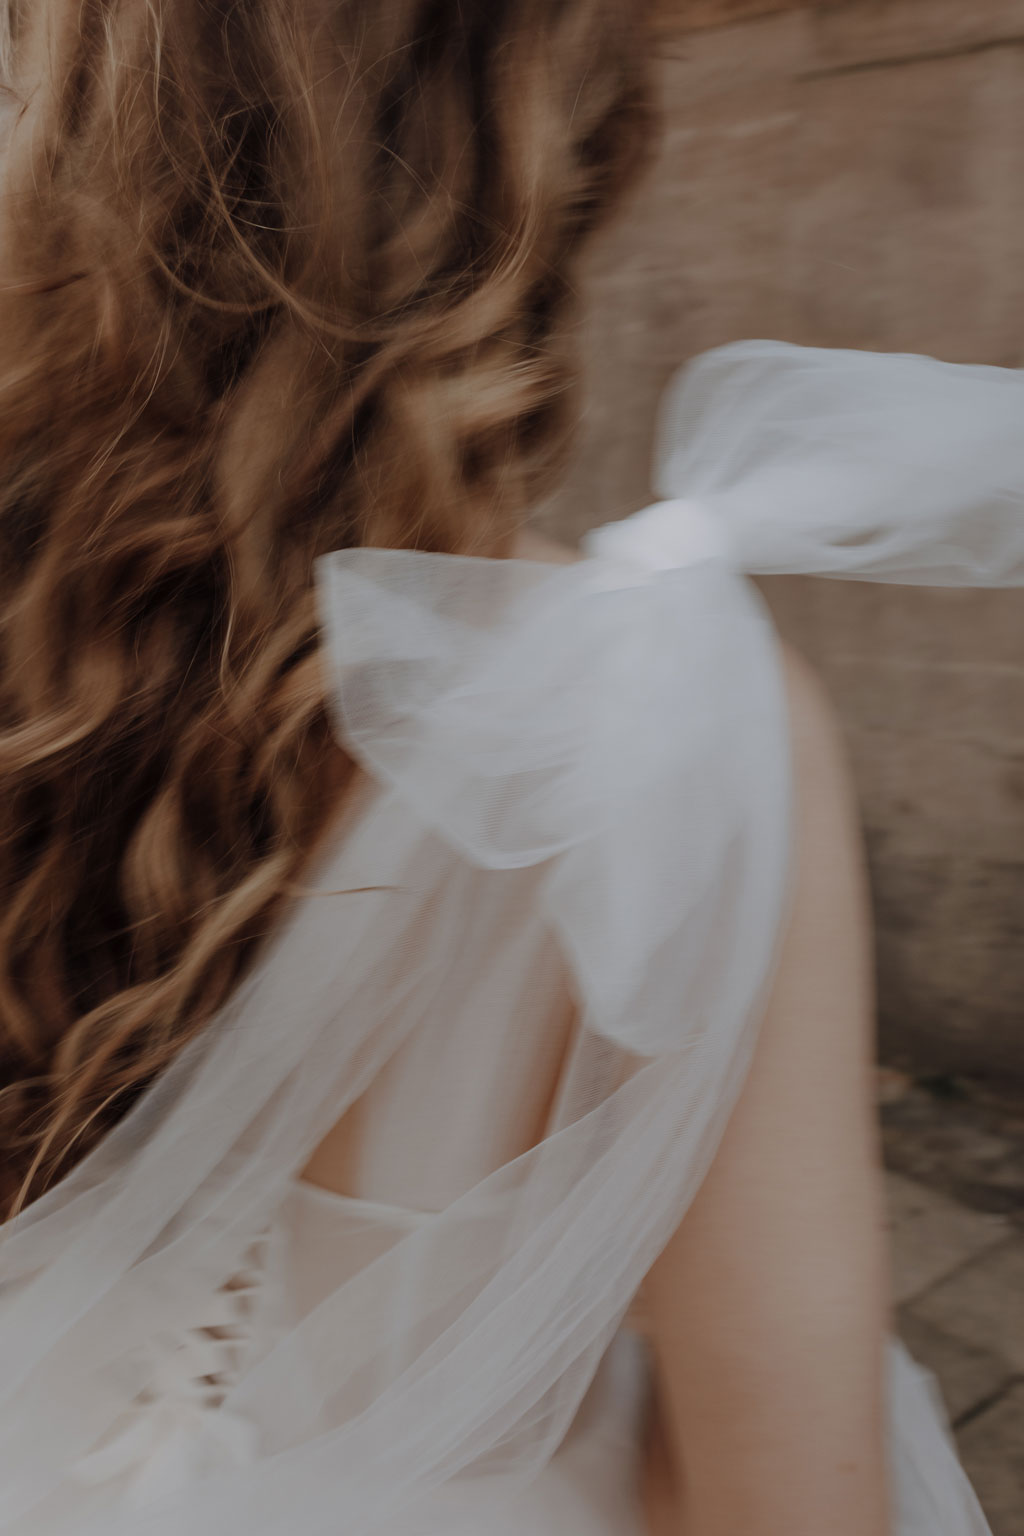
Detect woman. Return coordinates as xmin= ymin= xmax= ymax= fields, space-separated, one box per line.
xmin=0 ymin=2 xmax=1019 ymax=1532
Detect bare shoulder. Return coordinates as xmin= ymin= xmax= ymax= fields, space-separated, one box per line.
xmin=778 ymin=641 xmax=844 ymax=753
xmin=777 ymin=640 xmax=860 ymax=838
xmin=638 ymin=640 xmax=888 ymax=1536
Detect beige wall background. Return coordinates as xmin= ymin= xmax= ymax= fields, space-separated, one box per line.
xmin=542 ymin=0 xmax=1024 ymax=1085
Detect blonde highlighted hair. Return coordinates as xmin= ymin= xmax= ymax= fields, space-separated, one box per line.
xmin=0 ymin=0 xmax=651 ymax=1212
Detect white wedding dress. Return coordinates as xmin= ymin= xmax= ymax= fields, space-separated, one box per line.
xmin=2 ymin=341 xmax=1021 ymax=1536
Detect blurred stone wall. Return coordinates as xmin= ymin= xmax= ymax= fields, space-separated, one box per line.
xmin=540 ymin=0 xmax=1024 ymax=1083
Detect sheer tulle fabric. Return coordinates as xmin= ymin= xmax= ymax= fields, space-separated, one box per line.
xmin=0 ymin=341 xmax=1020 ymax=1535
xmin=645 ymin=339 xmax=1024 ymax=586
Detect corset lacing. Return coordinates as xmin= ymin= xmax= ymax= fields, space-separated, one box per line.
xmin=73 ymin=1228 xmax=272 ymax=1509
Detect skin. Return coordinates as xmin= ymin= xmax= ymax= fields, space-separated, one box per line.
xmin=638 ymin=645 xmax=891 ymax=1536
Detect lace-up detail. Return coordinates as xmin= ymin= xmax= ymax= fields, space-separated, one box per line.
xmin=73 ymin=1229 xmax=273 ymax=1509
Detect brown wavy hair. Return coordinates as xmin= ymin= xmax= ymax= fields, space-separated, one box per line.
xmin=0 ymin=0 xmax=651 ymax=1213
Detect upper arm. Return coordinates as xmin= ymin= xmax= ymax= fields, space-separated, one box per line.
xmin=639 ymin=643 xmax=892 ymax=1536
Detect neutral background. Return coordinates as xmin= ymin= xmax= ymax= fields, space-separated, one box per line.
xmin=543 ymin=0 xmax=1024 ymax=1087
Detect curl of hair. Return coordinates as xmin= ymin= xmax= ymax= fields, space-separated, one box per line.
xmin=0 ymin=0 xmax=652 ymax=1213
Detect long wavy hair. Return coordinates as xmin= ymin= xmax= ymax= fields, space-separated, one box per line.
xmin=0 ymin=0 xmax=651 ymax=1213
